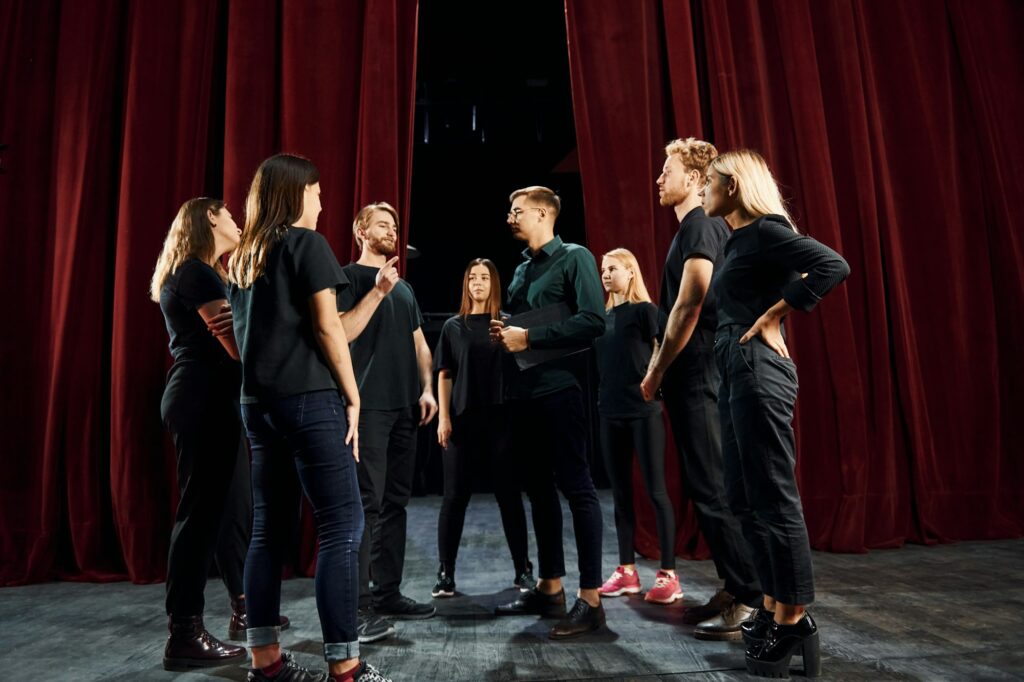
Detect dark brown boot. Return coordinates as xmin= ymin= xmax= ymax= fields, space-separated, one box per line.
xmin=163 ymin=615 xmax=247 ymax=671
xmin=229 ymin=596 xmax=292 ymax=641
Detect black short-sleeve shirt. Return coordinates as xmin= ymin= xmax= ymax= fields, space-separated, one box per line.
xmin=159 ymin=258 xmax=230 ymax=366
xmin=659 ymin=206 xmax=730 ymax=335
xmin=229 ymin=227 xmax=349 ymax=403
xmin=434 ymin=313 xmax=504 ymax=417
xmin=594 ymin=302 xmax=661 ymax=418
xmin=336 ymin=263 xmax=423 ymax=410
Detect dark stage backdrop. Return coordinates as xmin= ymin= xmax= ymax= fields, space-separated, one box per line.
xmin=565 ymin=0 xmax=1024 ymax=559
xmin=2 ymin=0 xmax=1022 ymax=586
xmin=0 ymin=0 xmax=418 ymax=585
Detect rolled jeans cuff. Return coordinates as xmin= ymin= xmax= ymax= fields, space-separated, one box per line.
xmin=324 ymin=640 xmax=359 ymax=662
xmin=246 ymin=625 xmax=281 ymax=648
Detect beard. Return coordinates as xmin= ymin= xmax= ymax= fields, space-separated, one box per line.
xmin=659 ymin=186 xmax=685 ymax=207
xmin=368 ymin=234 xmax=397 ymax=256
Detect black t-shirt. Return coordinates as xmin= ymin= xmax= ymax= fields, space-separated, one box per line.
xmin=659 ymin=206 xmax=730 ymax=336
xmin=594 ymin=302 xmax=661 ymax=418
xmin=337 ymin=263 xmax=424 ymax=410
xmin=160 ymin=258 xmax=231 ymax=366
xmin=229 ymin=227 xmax=349 ymax=404
xmin=434 ymin=313 xmax=504 ymax=418
xmin=712 ymin=214 xmax=851 ymax=330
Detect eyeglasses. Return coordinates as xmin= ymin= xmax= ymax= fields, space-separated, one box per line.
xmin=507 ymin=207 xmax=545 ymax=221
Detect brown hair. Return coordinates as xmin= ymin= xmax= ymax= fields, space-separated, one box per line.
xmin=508 ymin=185 xmax=561 ymax=218
xmin=458 ymin=258 xmax=502 ymax=320
xmin=601 ymin=248 xmax=652 ymax=310
xmin=665 ymin=137 xmax=719 ymax=174
xmin=150 ymin=197 xmax=225 ymax=302
xmin=228 ymin=154 xmax=319 ymax=289
xmin=352 ymin=201 xmax=400 ymax=249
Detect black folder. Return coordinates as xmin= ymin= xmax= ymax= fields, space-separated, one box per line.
xmin=506 ymin=302 xmax=589 ymax=371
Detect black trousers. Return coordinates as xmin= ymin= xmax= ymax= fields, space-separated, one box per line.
xmin=508 ymin=386 xmax=603 ymax=589
xmin=662 ymin=328 xmax=762 ymax=606
xmin=716 ymin=326 xmax=815 ymax=605
xmin=357 ymin=405 xmax=418 ymax=607
xmin=600 ymin=410 xmax=675 ymax=570
xmin=162 ymin=362 xmax=250 ymax=617
xmin=437 ymin=406 xmax=529 ymax=575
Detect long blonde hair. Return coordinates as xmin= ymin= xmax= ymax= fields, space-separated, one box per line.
xmin=229 ymin=154 xmax=320 ymax=288
xmin=601 ymin=248 xmax=652 ymax=310
xmin=708 ymin=150 xmax=795 ymax=229
xmin=150 ymin=197 xmax=225 ymax=302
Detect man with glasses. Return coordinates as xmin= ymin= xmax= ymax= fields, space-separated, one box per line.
xmin=490 ymin=186 xmax=607 ymax=639
xmin=641 ymin=138 xmax=763 ymax=641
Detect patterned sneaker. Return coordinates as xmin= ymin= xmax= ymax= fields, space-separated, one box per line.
xmin=354 ymin=661 xmax=393 ymax=681
xmin=598 ymin=566 xmax=641 ymax=597
xmin=644 ymin=570 xmax=683 ymax=604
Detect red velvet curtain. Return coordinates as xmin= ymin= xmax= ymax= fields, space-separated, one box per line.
xmin=566 ymin=0 xmax=1024 ymax=557
xmin=0 ymin=0 xmax=418 ymax=585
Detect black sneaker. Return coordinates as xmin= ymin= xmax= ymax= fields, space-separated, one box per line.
xmin=247 ymin=651 xmax=328 ymax=681
xmin=375 ymin=594 xmax=437 ymax=620
xmin=357 ymin=607 xmax=396 ymax=644
xmin=432 ymin=570 xmax=456 ymax=598
xmin=354 ymin=661 xmax=393 ymax=681
xmin=513 ymin=561 xmax=537 ymax=592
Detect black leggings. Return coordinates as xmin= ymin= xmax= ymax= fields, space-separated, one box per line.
xmin=437 ymin=406 xmax=530 ymax=575
xmin=600 ymin=410 xmax=675 ymax=570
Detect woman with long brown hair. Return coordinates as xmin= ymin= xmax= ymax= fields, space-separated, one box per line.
xmin=701 ymin=149 xmax=849 ymax=678
xmin=593 ymin=249 xmax=680 ymax=606
xmin=228 ymin=153 xmax=389 ymax=682
xmin=152 ymin=197 xmax=252 ymax=670
xmin=431 ymin=258 xmax=534 ymax=598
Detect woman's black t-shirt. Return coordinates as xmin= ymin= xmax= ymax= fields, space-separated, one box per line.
xmin=594 ymin=301 xmax=661 ymax=418
xmin=712 ymin=215 xmax=851 ymax=330
xmin=159 ymin=258 xmax=231 ymax=367
xmin=434 ymin=313 xmax=504 ymax=418
xmin=229 ymin=227 xmax=349 ymax=404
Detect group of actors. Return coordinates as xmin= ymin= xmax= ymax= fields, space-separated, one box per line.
xmin=151 ymin=137 xmax=849 ymax=682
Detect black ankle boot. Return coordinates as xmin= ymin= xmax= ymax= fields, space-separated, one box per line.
xmin=229 ymin=596 xmax=292 ymax=641
xmin=163 ymin=615 xmax=247 ymax=671
xmin=745 ymin=613 xmax=821 ymax=679
xmin=741 ymin=607 xmax=775 ymax=646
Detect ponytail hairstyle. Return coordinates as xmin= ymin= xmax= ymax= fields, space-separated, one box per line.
xmin=601 ymin=248 xmax=652 ymax=310
xmin=457 ymin=258 xmax=502 ymax=320
xmin=150 ymin=197 xmax=225 ymax=302
xmin=708 ymin=149 xmax=795 ymax=230
xmin=229 ymin=154 xmax=320 ymax=288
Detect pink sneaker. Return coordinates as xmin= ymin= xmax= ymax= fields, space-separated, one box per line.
xmin=644 ymin=570 xmax=683 ymax=604
xmin=598 ymin=566 xmax=641 ymax=597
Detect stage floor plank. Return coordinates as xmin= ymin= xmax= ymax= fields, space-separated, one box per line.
xmin=2 ymin=492 xmax=1022 ymax=680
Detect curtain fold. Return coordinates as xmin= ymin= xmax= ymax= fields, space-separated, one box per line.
xmin=566 ymin=0 xmax=1024 ymax=558
xmin=1 ymin=0 xmax=419 ymax=584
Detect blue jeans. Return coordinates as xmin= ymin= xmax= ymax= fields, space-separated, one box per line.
xmin=241 ymin=390 xmax=363 ymax=662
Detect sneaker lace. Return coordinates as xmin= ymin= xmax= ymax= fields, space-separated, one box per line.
xmin=357 ymin=662 xmax=391 ymax=682
xmin=652 ymin=573 xmax=673 ymax=588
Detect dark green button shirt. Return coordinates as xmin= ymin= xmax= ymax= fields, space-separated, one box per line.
xmin=506 ymin=236 xmax=605 ymax=399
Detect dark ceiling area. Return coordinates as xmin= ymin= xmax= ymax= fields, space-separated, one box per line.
xmin=405 ymin=1 xmax=583 ymax=315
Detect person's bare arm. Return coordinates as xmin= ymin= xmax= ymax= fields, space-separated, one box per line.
xmin=197 ymin=299 xmax=239 ymax=360
xmin=437 ymin=370 xmax=453 ymax=448
xmin=640 ymin=258 xmax=713 ymax=400
xmin=310 ymin=288 xmax=361 ymax=460
xmin=413 ymin=327 xmax=438 ymax=425
xmin=338 ymin=256 xmax=399 ymax=340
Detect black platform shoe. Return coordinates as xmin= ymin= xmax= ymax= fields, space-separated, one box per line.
xmin=745 ymin=613 xmax=821 ymax=679
xmin=548 ymin=598 xmax=605 ymax=640
xmin=741 ymin=607 xmax=775 ymax=646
